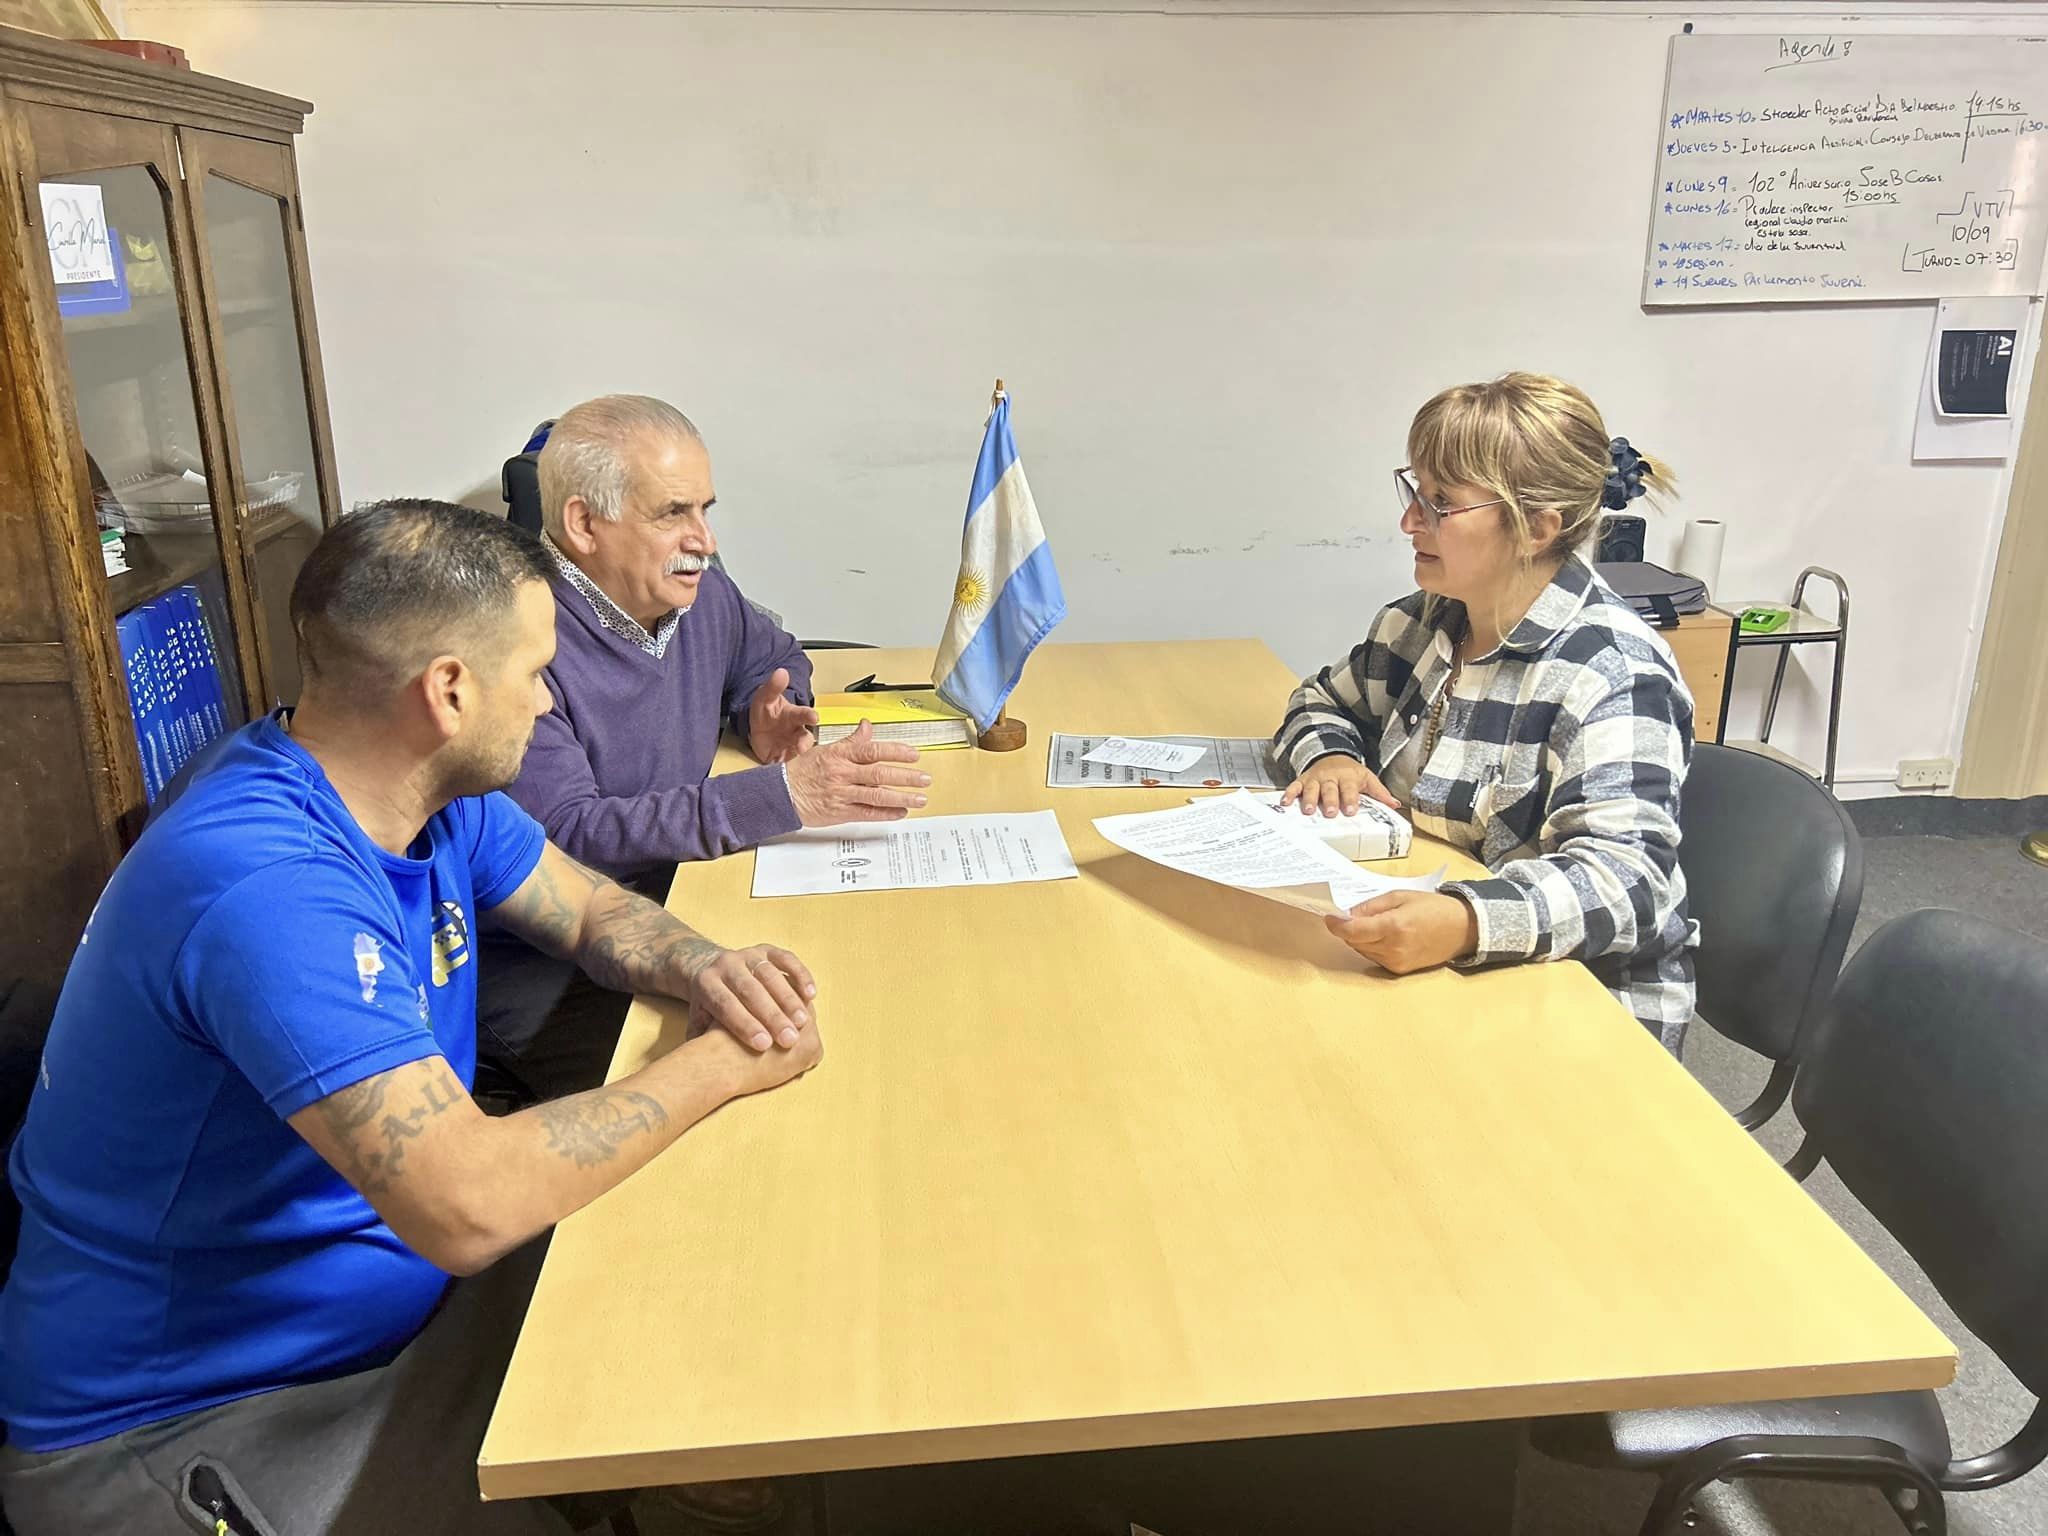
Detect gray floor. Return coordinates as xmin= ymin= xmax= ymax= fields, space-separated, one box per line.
xmin=1519 ymin=832 xmax=2048 ymax=1536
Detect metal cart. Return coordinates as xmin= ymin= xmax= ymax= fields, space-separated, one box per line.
xmin=1726 ymin=567 xmax=1850 ymax=790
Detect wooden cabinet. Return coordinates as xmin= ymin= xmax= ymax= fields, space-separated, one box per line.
xmin=1664 ymin=607 xmax=1736 ymax=746
xmin=0 ymin=26 xmax=335 ymax=986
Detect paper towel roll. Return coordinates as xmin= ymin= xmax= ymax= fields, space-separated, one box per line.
xmin=1677 ymin=519 xmax=1725 ymax=596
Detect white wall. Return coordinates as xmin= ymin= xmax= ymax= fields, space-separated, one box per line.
xmin=127 ymin=0 xmax=2048 ymax=792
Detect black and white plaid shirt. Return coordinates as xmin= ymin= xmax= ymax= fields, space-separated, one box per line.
xmin=1275 ymin=555 xmax=1698 ymax=1048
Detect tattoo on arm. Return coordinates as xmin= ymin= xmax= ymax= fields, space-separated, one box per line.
xmin=578 ymin=884 xmax=722 ymax=998
xmin=319 ymin=1074 xmax=390 ymax=1133
xmin=534 ymin=1087 xmax=672 ymax=1167
xmin=493 ymin=850 xmax=592 ymax=959
xmin=316 ymin=1060 xmax=467 ymax=1196
xmin=498 ymin=845 xmax=722 ymax=999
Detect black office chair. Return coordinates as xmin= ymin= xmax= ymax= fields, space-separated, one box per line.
xmin=1680 ymin=742 xmax=1863 ymax=1135
xmin=503 ymin=447 xmax=543 ymax=536
xmin=1535 ymin=908 xmax=2048 ymax=1536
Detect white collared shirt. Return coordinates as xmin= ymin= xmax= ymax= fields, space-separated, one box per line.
xmin=540 ymin=532 xmax=682 ymax=660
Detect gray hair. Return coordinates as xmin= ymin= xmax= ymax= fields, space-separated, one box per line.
xmin=538 ymin=394 xmax=702 ymax=540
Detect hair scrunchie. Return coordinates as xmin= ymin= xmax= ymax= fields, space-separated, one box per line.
xmin=1603 ymin=437 xmax=1651 ymax=512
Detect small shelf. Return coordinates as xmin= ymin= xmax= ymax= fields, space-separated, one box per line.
xmin=107 ymin=526 xmax=223 ymax=614
xmin=105 ymin=499 xmax=310 ymax=615
xmin=63 ymin=290 xmax=281 ymax=337
xmin=244 ymin=499 xmax=312 ymax=549
xmin=1726 ymin=606 xmax=1844 ymax=646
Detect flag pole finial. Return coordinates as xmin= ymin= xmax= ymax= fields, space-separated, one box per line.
xmin=991 ymin=378 xmax=1006 ymax=410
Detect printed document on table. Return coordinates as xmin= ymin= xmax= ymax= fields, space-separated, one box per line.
xmin=1080 ymin=737 xmax=1208 ymax=773
xmin=1049 ymin=734 xmax=1285 ymax=790
xmin=1094 ymin=790 xmax=1441 ymax=918
xmin=753 ymin=811 xmax=1078 ymax=898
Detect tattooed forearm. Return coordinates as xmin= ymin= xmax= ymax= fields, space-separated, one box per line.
xmin=494 ymin=851 xmax=591 ymax=959
xmin=578 ymin=883 xmax=721 ymax=997
xmin=496 ymin=844 xmax=726 ymax=1003
xmin=318 ymin=1060 xmax=466 ymax=1196
xmin=534 ymin=1087 xmax=672 ymax=1167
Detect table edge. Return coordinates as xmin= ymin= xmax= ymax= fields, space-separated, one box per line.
xmin=478 ymin=1348 xmax=1957 ymax=1500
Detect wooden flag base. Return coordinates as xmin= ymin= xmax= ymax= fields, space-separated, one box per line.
xmin=978 ymin=711 xmax=1028 ymax=752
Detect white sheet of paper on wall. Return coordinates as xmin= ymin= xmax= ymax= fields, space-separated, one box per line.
xmin=1913 ymin=296 xmax=2034 ymax=462
xmin=38 ymin=183 xmax=117 ymax=286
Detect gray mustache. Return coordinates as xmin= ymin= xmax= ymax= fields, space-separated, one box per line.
xmin=665 ymin=552 xmax=711 ymax=576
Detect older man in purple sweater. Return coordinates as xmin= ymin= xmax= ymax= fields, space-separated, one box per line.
xmin=478 ymin=395 xmax=929 ymax=1103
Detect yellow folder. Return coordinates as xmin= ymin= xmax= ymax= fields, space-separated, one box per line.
xmin=813 ymin=690 xmax=975 ymax=750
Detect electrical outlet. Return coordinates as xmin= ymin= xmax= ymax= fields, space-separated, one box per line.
xmin=1896 ymin=757 xmax=1956 ymax=790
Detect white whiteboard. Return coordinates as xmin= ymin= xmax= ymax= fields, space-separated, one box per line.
xmin=1646 ymin=33 xmax=2048 ymax=305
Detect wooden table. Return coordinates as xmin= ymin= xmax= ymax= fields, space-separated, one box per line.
xmin=481 ymin=639 xmax=1950 ymax=1503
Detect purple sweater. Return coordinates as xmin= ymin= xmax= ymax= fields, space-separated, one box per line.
xmin=506 ymin=564 xmax=813 ymax=883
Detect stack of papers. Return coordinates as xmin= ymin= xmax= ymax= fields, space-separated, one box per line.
xmin=1095 ymin=790 xmax=1441 ymax=918
xmin=814 ymin=690 xmax=975 ymax=750
xmin=1218 ymin=791 xmax=1414 ymax=862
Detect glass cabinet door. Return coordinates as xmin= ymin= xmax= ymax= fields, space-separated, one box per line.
xmin=183 ymin=130 xmax=337 ymax=710
xmin=24 ymin=106 xmax=253 ymax=786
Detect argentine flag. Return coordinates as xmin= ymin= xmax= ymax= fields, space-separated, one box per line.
xmin=932 ymin=394 xmax=1066 ymax=731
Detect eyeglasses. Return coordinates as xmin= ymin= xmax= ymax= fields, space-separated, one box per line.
xmin=1394 ymin=467 xmax=1507 ymax=532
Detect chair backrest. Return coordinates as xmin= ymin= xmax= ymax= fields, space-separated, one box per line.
xmin=503 ymin=451 xmax=542 ymax=534
xmin=1680 ymin=742 xmax=1863 ymax=1062
xmin=503 ymin=417 xmax=557 ymax=535
xmin=1793 ymin=909 xmax=2048 ymax=1399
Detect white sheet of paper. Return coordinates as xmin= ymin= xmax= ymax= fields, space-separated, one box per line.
xmin=1913 ymin=296 xmax=2032 ymax=462
xmin=1048 ymin=733 xmax=1285 ymax=789
xmin=753 ymin=811 xmax=1078 ymax=898
xmin=39 ymin=183 xmax=117 ymax=286
xmin=1080 ymin=736 xmax=1207 ymax=773
xmin=1094 ymin=790 xmax=1441 ymax=918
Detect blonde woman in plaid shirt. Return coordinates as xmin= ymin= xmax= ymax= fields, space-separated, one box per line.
xmin=1275 ymin=373 xmax=1698 ymax=1047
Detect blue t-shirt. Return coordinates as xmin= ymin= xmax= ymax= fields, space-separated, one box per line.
xmin=0 ymin=718 xmax=545 ymax=1451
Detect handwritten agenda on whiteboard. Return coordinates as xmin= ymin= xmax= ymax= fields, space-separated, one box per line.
xmin=1645 ymin=33 xmax=2048 ymax=306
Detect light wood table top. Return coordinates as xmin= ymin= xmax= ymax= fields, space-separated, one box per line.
xmin=481 ymin=639 xmax=1951 ymax=1499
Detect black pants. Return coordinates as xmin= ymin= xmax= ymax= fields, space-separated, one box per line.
xmin=474 ymin=933 xmax=631 ymax=1104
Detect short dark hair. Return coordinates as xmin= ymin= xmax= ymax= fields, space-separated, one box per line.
xmin=289 ymin=499 xmax=553 ymax=703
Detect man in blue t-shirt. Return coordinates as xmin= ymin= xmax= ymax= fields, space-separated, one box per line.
xmin=0 ymin=502 xmax=823 ymax=1536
